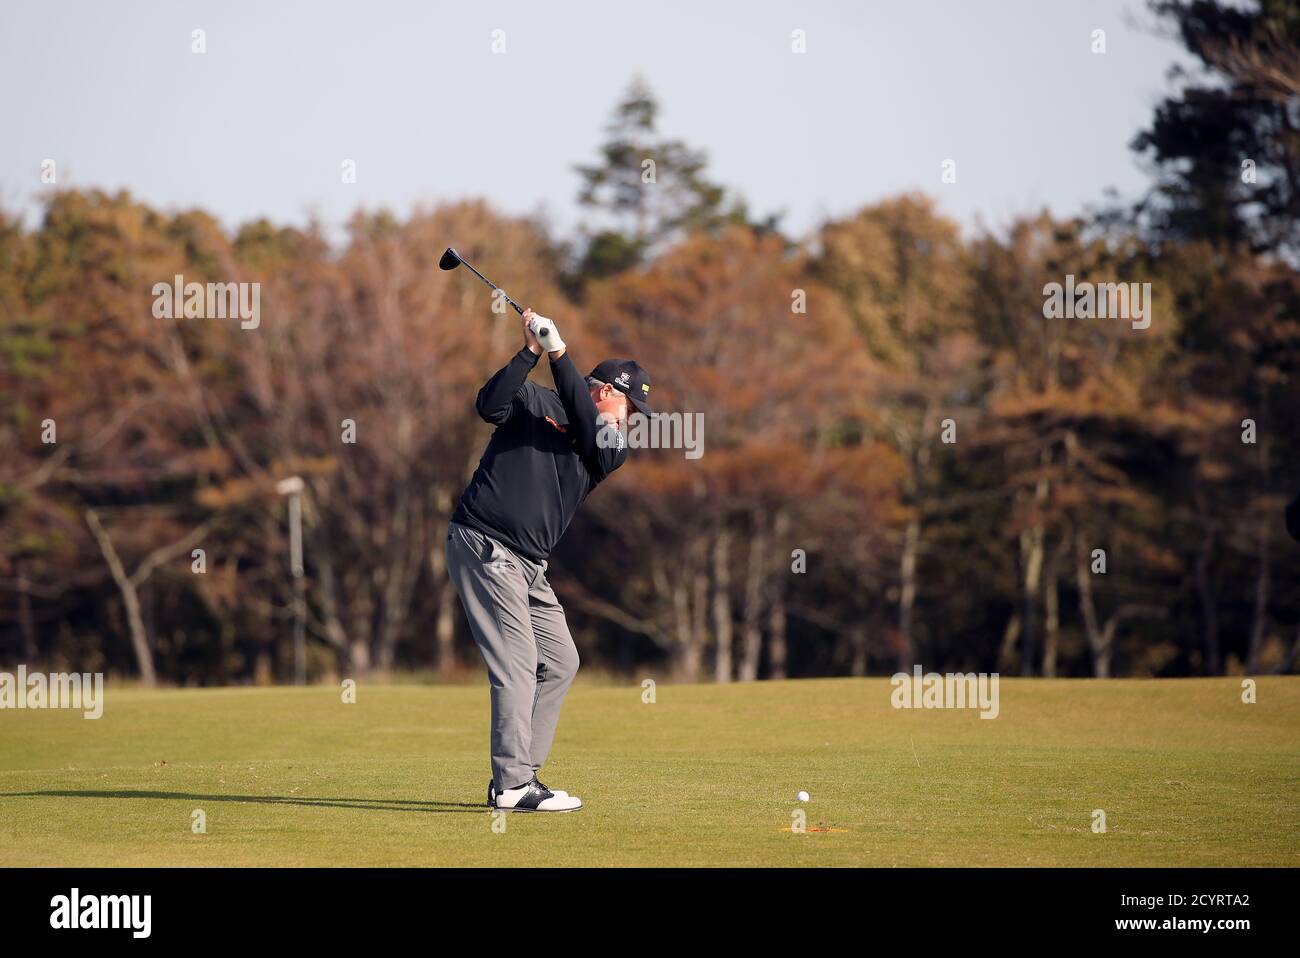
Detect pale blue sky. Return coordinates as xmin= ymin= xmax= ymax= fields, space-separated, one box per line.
xmin=0 ymin=0 xmax=1191 ymax=243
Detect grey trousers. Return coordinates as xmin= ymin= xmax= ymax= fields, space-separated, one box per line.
xmin=445 ymin=522 xmax=580 ymax=791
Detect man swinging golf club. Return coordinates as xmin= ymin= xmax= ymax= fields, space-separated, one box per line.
xmin=446 ymin=306 xmax=651 ymax=812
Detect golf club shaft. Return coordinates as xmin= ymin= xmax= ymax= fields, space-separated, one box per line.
xmin=459 ymin=260 xmax=524 ymax=315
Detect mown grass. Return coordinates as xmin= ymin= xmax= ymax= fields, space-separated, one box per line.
xmin=0 ymin=677 xmax=1295 ymax=866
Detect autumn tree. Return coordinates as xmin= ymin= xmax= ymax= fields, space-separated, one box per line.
xmin=571 ymin=225 xmax=896 ymax=681
xmin=814 ymin=195 xmax=982 ymax=671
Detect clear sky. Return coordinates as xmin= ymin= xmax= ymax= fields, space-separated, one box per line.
xmin=0 ymin=0 xmax=1191 ymax=243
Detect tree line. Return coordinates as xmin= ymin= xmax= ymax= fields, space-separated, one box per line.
xmin=1 ymin=0 xmax=1297 ymax=683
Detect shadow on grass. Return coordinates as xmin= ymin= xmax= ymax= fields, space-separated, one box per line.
xmin=0 ymin=789 xmax=485 ymax=813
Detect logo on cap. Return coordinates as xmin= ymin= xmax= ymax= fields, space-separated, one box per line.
xmin=615 ymin=371 xmax=632 ymax=389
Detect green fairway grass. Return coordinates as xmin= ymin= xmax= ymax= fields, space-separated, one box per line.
xmin=0 ymin=677 xmax=1296 ymax=866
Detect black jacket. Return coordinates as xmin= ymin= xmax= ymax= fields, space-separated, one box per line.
xmin=451 ymin=348 xmax=627 ymax=561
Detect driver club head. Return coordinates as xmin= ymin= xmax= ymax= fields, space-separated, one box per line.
xmin=439 ymin=246 xmax=528 ymax=319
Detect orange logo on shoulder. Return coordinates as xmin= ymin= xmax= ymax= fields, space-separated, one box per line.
xmin=545 ymin=416 xmax=567 ymax=433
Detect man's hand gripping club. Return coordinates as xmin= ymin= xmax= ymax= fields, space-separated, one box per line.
xmin=522 ymin=308 xmax=566 ymax=358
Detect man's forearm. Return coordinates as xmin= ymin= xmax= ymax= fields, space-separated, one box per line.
xmin=475 ymin=347 xmax=539 ymax=424
xmin=550 ymin=351 xmax=598 ymax=453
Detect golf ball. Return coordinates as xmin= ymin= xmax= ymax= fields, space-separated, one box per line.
xmin=797 ymin=790 xmax=810 ymax=803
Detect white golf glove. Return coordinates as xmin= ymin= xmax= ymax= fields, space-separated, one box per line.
xmin=529 ymin=313 xmax=566 ymax=353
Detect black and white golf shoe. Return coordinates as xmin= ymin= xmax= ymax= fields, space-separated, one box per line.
xmin=488 ymin=777 xmax=568 ymax=808
xmin=492 ymin=777 xmax=582 ymax=813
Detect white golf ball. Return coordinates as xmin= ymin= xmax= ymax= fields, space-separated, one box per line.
xmin=797 ymin=790 xmax=810 ymax=803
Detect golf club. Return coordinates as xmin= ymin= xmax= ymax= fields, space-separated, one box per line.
xmin=440 ymin=247 xmax=549 ymax=338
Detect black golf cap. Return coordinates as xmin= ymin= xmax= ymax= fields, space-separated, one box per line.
xmin=589 ymin=359 xmax=652 ymax=416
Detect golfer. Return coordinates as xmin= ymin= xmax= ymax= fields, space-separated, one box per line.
xmin=446 ymin=307 xmax=651 ymax=812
